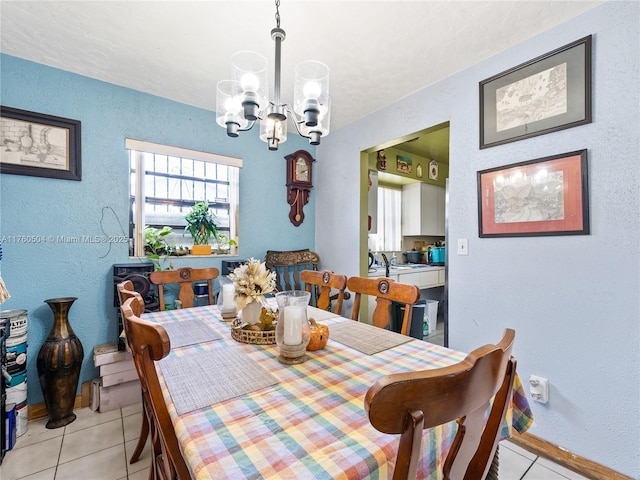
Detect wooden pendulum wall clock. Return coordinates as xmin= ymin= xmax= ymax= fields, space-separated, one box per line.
xmin=285 ymin=150 xmax=315 ymax=226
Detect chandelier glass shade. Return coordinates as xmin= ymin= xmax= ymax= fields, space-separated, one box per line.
xmin=215 ymin=1 xmax=331 ymax=151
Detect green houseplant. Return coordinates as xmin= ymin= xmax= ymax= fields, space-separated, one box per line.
xmin=184 ymin=201 xmax=218 ymax=255
xmin=144 ymin=226 xmax=172 ymax=270
xmin=214 ymin=233 xmax=237 ymax=254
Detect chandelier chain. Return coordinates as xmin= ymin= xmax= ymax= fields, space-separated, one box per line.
xmin=275 ymin=0 xmax=281 ymax=28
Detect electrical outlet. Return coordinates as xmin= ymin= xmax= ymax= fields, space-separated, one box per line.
xmin=457 ymin=238 xmax=468 ymax=255
xmin=529 ymin=375 xmax=549 ymax=404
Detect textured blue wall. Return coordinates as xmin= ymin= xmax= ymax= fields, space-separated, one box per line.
xmin=0 ymin=54 xmax=315 ymax=404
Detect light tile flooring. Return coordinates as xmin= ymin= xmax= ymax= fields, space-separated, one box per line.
xmin=424 ymin=318 xmax=446 ymax=346
xmin=0 ymin=404 xmax=151 ymax=480
xmin=1 ymin=404 xmax=591 ymax=480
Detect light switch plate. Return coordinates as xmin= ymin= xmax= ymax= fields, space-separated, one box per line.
xmin=457 ymin=238 xmax=468 ymax=255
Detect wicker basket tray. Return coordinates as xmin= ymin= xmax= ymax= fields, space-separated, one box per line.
xmin=231 ymin=327 xmax=276 ymax=345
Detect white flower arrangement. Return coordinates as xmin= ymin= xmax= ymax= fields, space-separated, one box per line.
xmin=228 ymin=258 xmax=277 ymax=311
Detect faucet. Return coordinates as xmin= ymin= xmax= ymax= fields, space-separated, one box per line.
xmin=380 ymin=253 xmax=390 ymax=278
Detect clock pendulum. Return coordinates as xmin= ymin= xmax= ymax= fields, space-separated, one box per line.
xmin=291 ymin=190 xmax=302 ymax=222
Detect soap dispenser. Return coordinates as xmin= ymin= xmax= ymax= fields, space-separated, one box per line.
xmin=390 ymin=253 xmax=397 ymax=267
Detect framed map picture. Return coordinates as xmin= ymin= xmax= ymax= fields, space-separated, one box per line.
xmin=479 ymin=36 xmax=591 ymax=149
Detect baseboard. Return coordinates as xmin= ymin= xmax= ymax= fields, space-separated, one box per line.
xmin=80 ymin=380 xmax=92 ymax=408
xmin=511 ymin=431 xmax=633 ymax=480
xmin=28 ymin=396 xmax=84 ymax=421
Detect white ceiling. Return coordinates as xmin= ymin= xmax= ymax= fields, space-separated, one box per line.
xmin=1 ymin=1 xmax=604 ymax=133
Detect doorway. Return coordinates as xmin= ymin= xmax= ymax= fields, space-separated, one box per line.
xmin=362 ymin=121 xmax=450 ymax=346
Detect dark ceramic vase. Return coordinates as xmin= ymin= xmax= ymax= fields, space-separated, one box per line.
xmin=37 ymin=297 xmax=84 ymax=429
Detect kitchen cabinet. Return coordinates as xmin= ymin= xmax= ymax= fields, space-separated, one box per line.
xmin=368 ymin=170 xmax=378 ymax=234
xmin=401 ymin=182 xmax=445 ymax=236
xmin=397 ymin=270 xmax=441 ymax=290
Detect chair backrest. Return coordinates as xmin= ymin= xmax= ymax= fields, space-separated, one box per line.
xmin=265 ymin=248 xmax=320 ymax=293
xmin=347 ymin=276 xmax=420 ymax=334
xmin=116 ymin=280 xmax=146 ymax=348
xmin=300 ymin=269 xmax=347 ymax=315
xmin=120 ymin=298 xmax=191 ymax=480
xmin=364 ymin=329 xmax=517 ymax=480
xmin=149 ymin=267 xmax=219 ymax=310
xmin=116 ymin=280 xmax=145 ymax=315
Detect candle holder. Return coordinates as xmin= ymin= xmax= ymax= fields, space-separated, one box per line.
xmin=275 ymin=290 xmax=311 ymax=364
xmin=220 ymin=283 xmax=237 ymax=319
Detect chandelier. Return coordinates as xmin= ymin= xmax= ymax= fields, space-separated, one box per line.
xmin=216 ymin=0 xmax=331 ymax=151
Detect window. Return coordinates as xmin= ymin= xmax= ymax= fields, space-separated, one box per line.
xmin=126 ymin=139 xmax=242 ymax=257
xmin=369 ymin=186 xmax=401 ymax=251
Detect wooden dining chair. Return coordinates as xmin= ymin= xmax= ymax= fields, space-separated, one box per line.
xmin=265 ymin=249 xmax=350 ymax=310
xmin=120 ymin=298 xmax=192 ymax=480
xmin=365 ymin=328 xmax=517 ymax=480
xmin=116 ymin=281 xmax=149 ymax=465
xmin=347 ymin=276 xmax=420 ymax=335
xmin=117 ymin=280 xmax=145 ymax=316
xmin=300 ymin=269 xmax=347 ymax=315
xmin=265 ymin=249 xmax=320 ymax=291
xmin=149 ymin=267 xmax=219 ymax=310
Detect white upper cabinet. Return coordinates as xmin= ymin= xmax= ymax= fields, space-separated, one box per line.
xmin=402 ymin=182 xmax=445 ymax=236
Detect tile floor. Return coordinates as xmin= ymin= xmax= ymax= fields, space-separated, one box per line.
xmin=1 ymin=404 xmax=591 ymax=480
xmin=424 ymin=317 xmax=446 ymax=346
xmin=0 ymin=404 xmax=151 ymax=480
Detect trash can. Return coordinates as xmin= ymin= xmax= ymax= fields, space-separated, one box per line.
xmin=391 ymin=300 xmax=426 ymax=340
xmin=193 ymin=282 xmax=210 ymax=307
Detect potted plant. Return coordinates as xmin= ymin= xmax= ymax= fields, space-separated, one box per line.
xmin=144 ymin=226 xmax=172 ymax=270
xmin=166 ymin=244 xmax=188 ymax=256
xmin=214 ymin=233 xmax=237 ymax=254
xmin=184 ymin=201 xmax=218 ymax=255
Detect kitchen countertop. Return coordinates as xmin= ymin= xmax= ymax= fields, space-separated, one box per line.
xmin=368 ymin=264 xmax=445 ymax=290
xmin=368 ymin=264 xmax=444 ymax=276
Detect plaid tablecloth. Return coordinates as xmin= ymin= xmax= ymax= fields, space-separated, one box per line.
xmin=143 ymin=305 xmax=533 ymax=480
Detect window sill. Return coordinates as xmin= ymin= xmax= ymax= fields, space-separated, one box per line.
xmin=129 ymin=252 xmax=239 ymax=260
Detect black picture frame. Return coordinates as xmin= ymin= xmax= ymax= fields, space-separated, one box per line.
xmin=477 ymin=149 xmax=589 ymax=237
xmin=0 ymin=106 xmax=82 ymax=180
xmin=479 ymin=35 xmax=592 ymax=149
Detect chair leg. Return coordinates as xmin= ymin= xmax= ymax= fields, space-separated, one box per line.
xmin=130 ymin=412 xmax=150 ymax=464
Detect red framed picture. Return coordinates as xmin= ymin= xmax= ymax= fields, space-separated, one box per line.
xmin=477 ymin=150 xmax=589 ymax=237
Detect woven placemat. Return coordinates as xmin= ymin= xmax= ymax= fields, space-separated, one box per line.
xmin=159 ymin=346 xmax=278 ymax=415
xmin=329 ymin=320 xmax=414 ymax=355
xmin=160 ymin=319 xmax=221 ymax=348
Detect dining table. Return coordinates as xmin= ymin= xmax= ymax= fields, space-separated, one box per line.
xmin=142 ymin=303 xmax=533 ymax=480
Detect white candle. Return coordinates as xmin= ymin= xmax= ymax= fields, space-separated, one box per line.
xmin=284 ymin=305 xmax=304 ymax=345
xmin=222 ymin=284 xmax=235 ymax=311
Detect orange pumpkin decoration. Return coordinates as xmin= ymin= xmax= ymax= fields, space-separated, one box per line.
xmin=307 ymin=318 xmax=329 ymax=351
